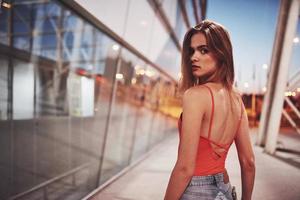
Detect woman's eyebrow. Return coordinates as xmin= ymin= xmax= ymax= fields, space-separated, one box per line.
xmin=191 ymin=45 xmax=208 ymax=49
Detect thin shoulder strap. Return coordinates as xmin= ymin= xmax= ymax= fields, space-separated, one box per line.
xmin=202 ymin=85 xmax=214 ymax=139
xmin=234 ymin=97 xmax=244 ymax=135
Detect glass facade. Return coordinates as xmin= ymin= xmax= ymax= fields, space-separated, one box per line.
xmin=0 ymin=0 xmax=181 ymax=199
xmin=75 ymin=0 xmax=183 ymax=80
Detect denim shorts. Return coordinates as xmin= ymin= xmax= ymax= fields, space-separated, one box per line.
xmin=180 ymin=173 xmax=233 ymax=200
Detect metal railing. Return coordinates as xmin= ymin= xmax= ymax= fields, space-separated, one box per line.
xmin=9 ymin=163 xmax=91 ymax=200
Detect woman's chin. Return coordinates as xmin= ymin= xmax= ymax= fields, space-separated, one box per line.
xmin=192 ymin=72 xmax=203 ymax=78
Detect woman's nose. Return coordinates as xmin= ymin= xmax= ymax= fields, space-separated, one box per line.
xmin=191 ymin=52 xmax=199 ymax=62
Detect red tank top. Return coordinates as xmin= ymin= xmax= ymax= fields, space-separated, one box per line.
xmin=178 ymin=85 xmax=243 ymax=176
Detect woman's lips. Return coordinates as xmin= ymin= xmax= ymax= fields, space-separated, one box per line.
xmin=192 ymin=65 xmax=201 ymax=71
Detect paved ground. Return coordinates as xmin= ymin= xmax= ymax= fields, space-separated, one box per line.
xmin=91 ymin=129 xmax=300 ymax=200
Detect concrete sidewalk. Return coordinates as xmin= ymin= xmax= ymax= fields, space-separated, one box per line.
xmin=91 ymin=129 xmax=300 ymax=200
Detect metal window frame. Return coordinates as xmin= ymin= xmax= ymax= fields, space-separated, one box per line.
xmin=60 ymin=0 xmax=177 ymax=84
xmin=147 ymin=0 xmax=182 ymax=51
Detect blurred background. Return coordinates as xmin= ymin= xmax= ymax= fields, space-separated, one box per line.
xmin=0 ymin=0 xmax=299 ymax=199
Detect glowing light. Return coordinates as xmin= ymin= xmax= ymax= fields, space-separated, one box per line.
xmin=262 ymin=64 xmax=268 ymax=69
xmin=131 ymin=78 xmax=137 ymax=84
xmin=178 ymin=72 xmax=182 ymax=78
xmin=112 ymin=44 xmax=120 ymax=51
xmin=293 ymin=37 xmax=299 ymax=44
xmin=116 ymin=73 xmax=123 ymax=80
xmin=2 ymin=2 xmax=11 ymax=8
xmin=244 ymin=82 xmax=249 ymax=88
xmin=297 ymin=88 xmax=300 ymax=92
xmin=136 ymin=69 xmax=145 ymax=75
xmin=145 ymin=70 xmax=155 ymax=77
xmin=285 ymin=91 xmax=296 ymax=97
xmin=262 ymin=86 xmax=267 ymax=92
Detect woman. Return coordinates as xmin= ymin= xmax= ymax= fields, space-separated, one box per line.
xmin=164 ymin=20 xmax=255 ymax=200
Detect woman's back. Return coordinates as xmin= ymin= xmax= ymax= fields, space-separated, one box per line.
xmin=199 ymin=82 xmax=243 ymax=147
xmin=177 ymin=83 xmax=243 ymax=175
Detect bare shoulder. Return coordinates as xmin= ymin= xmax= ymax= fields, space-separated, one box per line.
xmin=182 ymin=86 xmax=209 ymax=115
xmin=183 ymin=85 xmax=210 ymax=104
xmin=184 ymin=85 xmax=210 ymax=97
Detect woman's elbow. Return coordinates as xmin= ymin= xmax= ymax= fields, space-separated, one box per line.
xmin=240 ymin=157 xmax=255 ymax=172
xmin=175 ymin=164 xmax=195 ymax=177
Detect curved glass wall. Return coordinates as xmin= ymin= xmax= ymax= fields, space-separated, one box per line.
xmin=0 ymin=0 xmax=179 ymax=199
xmin=75 ymin=0 xmax=183 ymax=81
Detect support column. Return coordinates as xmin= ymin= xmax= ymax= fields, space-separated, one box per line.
xmin=257 ymin=0 xmax=299 ymax=153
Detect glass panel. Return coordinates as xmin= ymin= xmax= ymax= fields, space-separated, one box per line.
xmin=13 ymin=36 xmax=30 ymax=51
xmin=13 ymin=4 xmax=31 ymax=20
xmin=144 ymin=70 xmax=164 ymax=147
xmin=35 ymin=34 xmax=57 ymax=48
xmin=123 ymin=0 xmax=155 ymax=55
xmin=32 ymin=3 xmax=46 ymax=19
xmin=174 ymin=5 xmax=187 ymax=44
xmin=99 ymin=49 xmax=139 ymax=183
xmin=0 ymin=0 xmax=118 ymax=199
xmin=0 ymin=56 xmax=10 ymax=200
xmin=0 ymin=7 xmax=9 ymax=22
xmin=186 ymin=0 xmax=197 ymax=26
xmin=12 ymin=59 xmax=35 ymax=196
xmin=13 ymin=20 xmax=30 ymax=34
xmin=148 ymin=15 xmax=181 ymax=80
xmin=63 ymin=11 xmax=84 ymax=31
xmin=161 ymin=0 xmax=178 ymax=29
xmin=39 ymin=48 xmax=57 ymax=60
xmin=0 ymin=57 xmax=8 ymax=120
xmin=34 ymin=18 xmax=58 ymax=33
xmin=0 ymin=6 xmax=9 ymax=45
xmin=45 ymin=2 xmax=61 ymax=18
xmin=73 ymin=0 xmax=129 ymax=35
xmin=151 ymin=112 xmax=166 ymax=143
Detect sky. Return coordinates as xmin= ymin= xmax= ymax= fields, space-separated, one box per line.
xmin=205 ymin=0 xmax=300 ymax=94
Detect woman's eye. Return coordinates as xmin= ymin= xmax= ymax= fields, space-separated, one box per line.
xmin=200 ymin=48 xmax=209 ymax=54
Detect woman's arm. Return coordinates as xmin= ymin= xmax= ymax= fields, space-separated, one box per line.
xmin=164 ymin=87 xmax=207 ymax=200
xmin=234 ymin=102 xmax=255 ymax=200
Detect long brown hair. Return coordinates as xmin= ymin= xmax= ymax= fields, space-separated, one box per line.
xmin=179 ymin=20 xmax=235 ymax=93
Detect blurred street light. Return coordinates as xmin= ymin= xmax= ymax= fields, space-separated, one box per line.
xmin=112 ymin=44 xmax=120 ymax=51
xmin=1 ymin=2 xmax=11 ymax=8
xmin=131 ymin=78 xmax=137 ymax=84
xmin=285 ymin=91 xmax=296 ymax=97
xmin=116 ymin=73 xmax=124 ymax=80
xmin=262 ymin=64 xmax=268 ymax=69
xmin=145 ymin=69 xmax=155 ymax=77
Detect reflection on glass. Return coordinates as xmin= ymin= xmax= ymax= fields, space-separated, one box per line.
xmin=0 ymin=57 xmax=8 ymax=120
xmin=100 ymin=49 xmax=139 ymax=183
xmin=13 ymin=36 xmax=30 ymax=50
xmin=0 ymin=0 xmax=179 ymax=199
